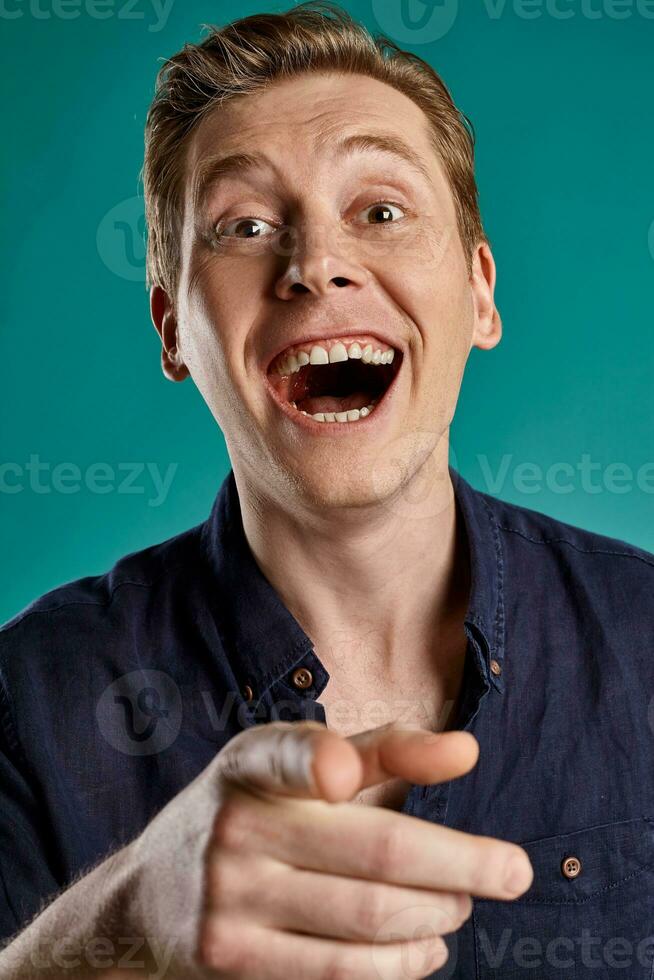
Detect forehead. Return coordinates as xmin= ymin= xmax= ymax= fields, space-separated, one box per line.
xmin=184 ymin=72 xmax=447 ymax=202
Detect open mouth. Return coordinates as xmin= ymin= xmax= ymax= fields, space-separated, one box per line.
xmin=266 ymin=337 xmax=403 ymax=424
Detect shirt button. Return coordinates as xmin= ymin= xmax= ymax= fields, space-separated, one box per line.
xmin=292 ymin=667 xmax=313 ymax=690
xmin=490 ymin=659 xmax=502 ymax=676
xmin=243 ymin=685 xmax=254 ymax=703
xmin=561 ymin=855 xmax=582 ymax=879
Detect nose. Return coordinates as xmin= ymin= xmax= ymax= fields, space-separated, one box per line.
xmin=274 ymin=219 xmax=369 ymax=300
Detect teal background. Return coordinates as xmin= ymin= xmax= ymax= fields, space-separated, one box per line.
xmin=1 ymin=0 xmax=652 ymax=625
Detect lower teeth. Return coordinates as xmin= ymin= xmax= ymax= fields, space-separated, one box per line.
xmin=291 ymin=401 xmax=377 ymax=423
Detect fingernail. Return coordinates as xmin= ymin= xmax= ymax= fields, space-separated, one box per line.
xmin=504 ymin=854 xmax=532 ymax=896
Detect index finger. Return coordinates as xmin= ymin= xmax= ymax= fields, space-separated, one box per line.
xmin=346 ymin=723 xmax=480 ymax=790
xmin=248 ymin=790 xmax=534 ymax=902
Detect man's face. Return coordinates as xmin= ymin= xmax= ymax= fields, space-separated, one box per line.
xmin=153 ymin=71 xmax=500 ymax=512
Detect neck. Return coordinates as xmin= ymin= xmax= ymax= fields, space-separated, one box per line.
xmin=233 ymin=450 xmax=471 ymax=679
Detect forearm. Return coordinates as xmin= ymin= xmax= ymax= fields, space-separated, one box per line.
xmin=0 ymin=842 xmax=170 ymax=979
xmin=0 ymin=818 xmax=214 ymax=980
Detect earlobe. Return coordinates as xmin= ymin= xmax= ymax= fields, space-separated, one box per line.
xmin=149 ymin=284 xmax=190 ymax=382
xmin=470 ymin=241 xmax=502 ymax=352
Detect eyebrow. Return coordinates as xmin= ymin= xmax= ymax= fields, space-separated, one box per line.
xmin=191 ymin=131 xmax=434 ymax=211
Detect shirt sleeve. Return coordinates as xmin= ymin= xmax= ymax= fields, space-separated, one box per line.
xmin=0 ymin=678 xmax=60 ymax=949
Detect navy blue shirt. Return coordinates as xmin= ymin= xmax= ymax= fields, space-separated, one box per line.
xmin=2 ymin=466 xmax=654 ymax=978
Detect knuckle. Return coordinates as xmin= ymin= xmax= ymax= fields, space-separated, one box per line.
xmin=205 ymin=853 xmax=239 ymax=909
xmin=212 ymin=797 xmax=251 ymax=852
xmin=370 ymin=824 xmax=405 ymax=877
xmin=196 ymin=917 xmax=245 ymax=973
xmin=205 ymin=846 xmax=278 ymax=916
xmin=457 ymin=892 xmax=473 ymax=923
xmin=437 ymin=891 xmax=472 ymax=930
xmin=319 ymin=956 xmax=360 ymax=980
xmin=427 ymin=939 xmax=450 ymax=972
xmin=399 ymin=936 xmax=449 ymax=980
xmin=352 ymin=887 xmax=390 ymax=938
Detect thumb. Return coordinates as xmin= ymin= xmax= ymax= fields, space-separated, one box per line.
xmin=217 ymin=720 xmax=364 ymax=802
xmin=217 ymin=720 xmax=478 ymax=804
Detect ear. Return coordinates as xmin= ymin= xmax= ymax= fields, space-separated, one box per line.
xmin=469 ymin=241 xmax=502 ymax=351
xmin=149 ymin=285 xmax=190 ymax=382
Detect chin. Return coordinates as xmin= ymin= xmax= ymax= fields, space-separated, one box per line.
xmin=275 ymin=452 xmax=407 ymax=514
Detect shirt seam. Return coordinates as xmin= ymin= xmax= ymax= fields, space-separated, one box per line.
xmin=0 ymin=857 xmax=20 ymax=937
xmin=0 ymin=672 xmax=48 ymax=930
xmin=481 ymin=497 xmax=505 ymax=661
xmin=508 ymin=863 xmax=651 ymax=905
xmin=496 ymin=524 xmax=654 ymax=568
xmin=0 ymin=669 xmax=22 ymax=763
xmin=0 ymin=666 xmax=50 ymax=821
xmin=0 ymin=561 xmax=192 ymax=639
xmin=472 ymin=901 xmax=481 ymax=978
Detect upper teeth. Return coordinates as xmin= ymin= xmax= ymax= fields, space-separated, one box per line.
xmin=275 ymin=341 xmax=395 ymax=376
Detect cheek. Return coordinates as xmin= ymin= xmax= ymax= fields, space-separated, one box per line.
xmin=386 ymin=250 xmax=472 ymax=422
xmin=373 ymin=219 xmax=454 ymax=279
xmin=426 ymin=282 xmax=473 ymax=403
xmin=181 ymin=258 xmax=254 ymax=378
xmin=175 ymin=297 xmax=238 ymax=423
xmin=377 ymin=234 xmax=473 ymax=363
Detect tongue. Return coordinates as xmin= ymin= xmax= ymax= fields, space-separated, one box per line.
xmin=297 ymin=392 xmax=372 ymax=414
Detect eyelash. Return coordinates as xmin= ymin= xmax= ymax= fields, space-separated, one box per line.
xmin=212 ymin=198 xmax=410 ymax=242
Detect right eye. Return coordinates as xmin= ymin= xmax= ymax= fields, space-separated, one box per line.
xmin=214 ymin=217 xmax=277 ymax=240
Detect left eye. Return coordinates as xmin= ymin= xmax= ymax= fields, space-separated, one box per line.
xmin=360 ymin=202 xmax=406 ymax=225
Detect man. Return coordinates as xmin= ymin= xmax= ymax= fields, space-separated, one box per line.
xmin=2 ymin=2 xmax=653 ymax=978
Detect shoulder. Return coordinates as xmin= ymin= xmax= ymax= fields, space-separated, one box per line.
xmin=474 ymin=484 xmax=654 ymax=604
xmin=484 ymin=489 xmax=654 ymax=564
xmin=0 ymin=519 xmax=208 ymax=658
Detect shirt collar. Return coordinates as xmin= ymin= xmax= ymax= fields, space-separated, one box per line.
xmin=201 ymin=465 xmax=505 ymax=698
xmin=450 ymin=465 xmax=506 ymax=692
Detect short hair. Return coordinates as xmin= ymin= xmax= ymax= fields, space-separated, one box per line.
xmin=141 ymin=0 xmax=485 ymax=299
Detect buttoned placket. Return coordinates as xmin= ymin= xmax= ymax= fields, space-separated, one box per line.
xmin=242 ymin=646 xmax=330 ymax=726
xmin=211 ymin=465 xmax=506 ymax=828
xmin=238 ymin=616 xmax=503 ymax=830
